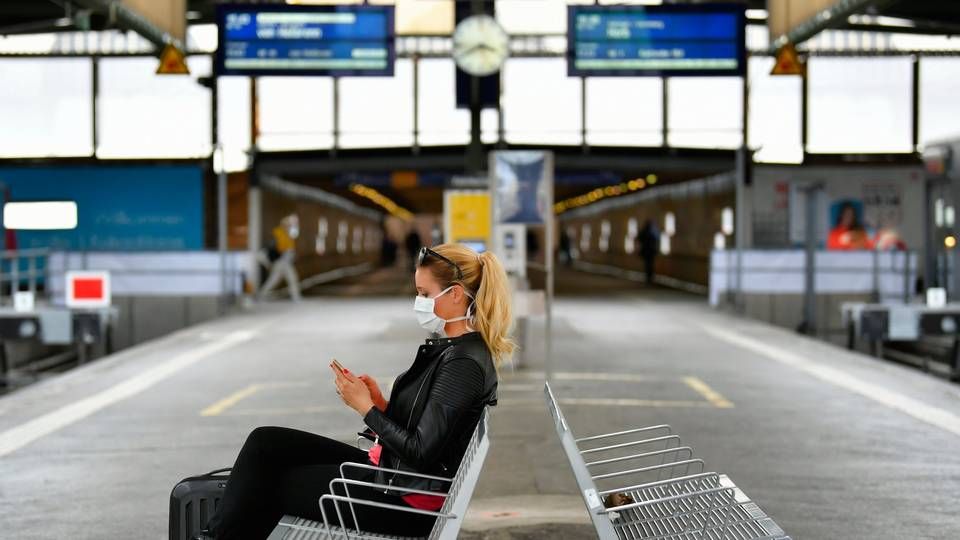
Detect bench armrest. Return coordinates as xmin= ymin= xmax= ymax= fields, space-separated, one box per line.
xmin=328 ymin=477 xmax=449 ymax=531
xmin=319 ymin=493 xmax=456 ymax=534
xmin=339 ymin=461 xmax=454 ymax=484
xmin=575 ymin=425 xmax=673 ymax=444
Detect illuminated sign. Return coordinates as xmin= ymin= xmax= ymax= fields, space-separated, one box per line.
xmin=216 ymin=4 xmax=395 ymax=76
xmin=569 ymin=4 xmax=746 ymax=77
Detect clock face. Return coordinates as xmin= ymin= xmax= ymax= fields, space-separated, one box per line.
xmin=452 ymin=14 xmax=509 ymax=77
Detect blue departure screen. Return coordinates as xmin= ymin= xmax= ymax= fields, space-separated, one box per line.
xmin=215 ymin=4 xmax=394 ymax=76
xmin=568 ymin=4 xmax=745 ymax=77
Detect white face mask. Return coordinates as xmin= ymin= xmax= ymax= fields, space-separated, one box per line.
xmin=414 ymin=285 xmax=474 ymax=337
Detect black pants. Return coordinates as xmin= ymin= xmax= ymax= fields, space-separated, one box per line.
xmin=643 ymin=254 xmax=656 ymax=285
xmin=206 ymin=426 xmax=437 ymax=540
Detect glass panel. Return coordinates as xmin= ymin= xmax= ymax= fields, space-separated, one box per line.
xmin=257 ymin=77 xmax=334 ymax=151
xmin=340 ymin=59 xmax=414 ymax=148
xmin=217 ymin=77 xmax=252 ymax=172
xmin=372 ymin=0 xmax=454 ymax=35
xmin=481 ymin=108 xmax=500 ymax=144
xmin=496 ymin=0 xmax=569 ymax=34
xmin=416 ymin=58 xmax=500 ymax=145
xmin=418 ymin=58 xmax=468 ymax=145
xmin=748 ymin=57 xmax=803 ymax=163
xmin=746 ymin=23 xmax=769 ymax=51
xmin=668 ymin=77 xmax=742 ymax=149
xmin=586 ymin=78 xmax=663 ymax=146
xmin=503 ymin=58 xmax=581 ymax=145
xmin=97 ymin=56 xmax=212 ymax=158
xmin=0 ymin=58 xmax=93 ymax=157
xmin=186 ymin=24 xmax=217 ymax=52
xmin=920 ymin=58 xmax=960 ymax=147
xmin=807 ymin=57 xmax=912 ymax=153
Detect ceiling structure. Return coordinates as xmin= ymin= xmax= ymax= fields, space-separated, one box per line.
xmin=1 ymin=0 xmax=953 ymax=216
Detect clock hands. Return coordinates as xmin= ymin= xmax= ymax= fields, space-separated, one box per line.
xmin=457 ymin=42 xmax=502 ymax=56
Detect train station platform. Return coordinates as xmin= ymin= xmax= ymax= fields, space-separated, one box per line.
xmin=1 ymin=271 xmax=959 ymax=539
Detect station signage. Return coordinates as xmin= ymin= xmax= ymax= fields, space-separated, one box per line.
xmin=215 ymin=4 xmax=395 ymax=77
xmin=66 ymin=271 xmax=112 ymax=309
xmin=568 ymin=4 xmax=746 ymax=77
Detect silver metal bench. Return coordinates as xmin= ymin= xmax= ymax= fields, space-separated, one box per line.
xmin=267 ymin=407 xmax=490 ymax=540
xmin=544 ymin=382 xmax=791 ymax=540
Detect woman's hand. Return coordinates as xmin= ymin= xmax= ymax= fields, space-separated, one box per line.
xmin=333 ymin=367 xmax=375 ymax=416
xmin=358 ymin=374 xmax=388 ymax=412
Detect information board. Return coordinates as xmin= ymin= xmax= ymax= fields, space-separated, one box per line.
xmin=215 ymin=4 xmax=394 ymax=77
xmin=568 ymin=4 xmax=745 ymax=77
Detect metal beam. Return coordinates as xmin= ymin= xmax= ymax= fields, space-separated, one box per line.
xmin=71 ymin=0 xmax=183 ymax=53
xmin=767 ymin=0 xmax=899 ymax=54
xmin=254 ymin=150 xmax=735 ymax=178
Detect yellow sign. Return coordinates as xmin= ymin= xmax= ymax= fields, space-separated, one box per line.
xmin=771 ymin=43 xmax=804 ymax=76
xmin=445 ymin=191 xmax=491 ymax=249
xmin=157 ymin=44 xmax=190 ymax=75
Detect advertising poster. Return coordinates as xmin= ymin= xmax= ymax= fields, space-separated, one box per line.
xmin=444 ymin=190 xmax=491 ymax=253
xmin=491 ymin=151 xmax=552 ymax=225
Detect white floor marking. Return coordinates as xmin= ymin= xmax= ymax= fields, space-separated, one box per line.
xmin=498 ymin=397 xmax=713 ymax=408
xmin=703 ymin=324 xmax=960 ymax=438
xmin=0 ymin=330 xmax=256 ymax=458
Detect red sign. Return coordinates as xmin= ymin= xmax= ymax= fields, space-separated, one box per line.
xmin=66 ymin=271 xmax=111 ymax=308
xmin=73 ymin=279 xmax=104 ymax=300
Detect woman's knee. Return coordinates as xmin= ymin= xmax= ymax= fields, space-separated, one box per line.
xmin=243 ymin=426 xmax=287 ymax=451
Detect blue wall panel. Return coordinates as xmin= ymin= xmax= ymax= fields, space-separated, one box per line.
xmin=0 ymin=164 xmax=204 ymax=251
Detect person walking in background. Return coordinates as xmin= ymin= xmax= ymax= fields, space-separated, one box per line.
xmin=404 ymin=228 xmax=422 ymax=272
xmin=638 ymin=219 xmax=659 ymax=286
xmin=258 ymin=214 xmax=302 ymax=302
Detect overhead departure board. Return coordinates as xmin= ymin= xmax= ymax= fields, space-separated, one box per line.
xmin=215 ymin=4 xmax=394 ymax=77
xmin=568 ymin=4 xmax=745 ymax=77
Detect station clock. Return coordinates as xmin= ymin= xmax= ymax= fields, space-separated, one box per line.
xmin=452 ymin=14 xmax=509 ymax=77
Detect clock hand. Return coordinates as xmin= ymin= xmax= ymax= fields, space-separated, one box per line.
xmin=457 ymin=42 xmax=502 ymax=57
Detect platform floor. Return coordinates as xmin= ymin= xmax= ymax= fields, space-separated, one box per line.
xmin=1 ymin=272 xmax=959 ymax=539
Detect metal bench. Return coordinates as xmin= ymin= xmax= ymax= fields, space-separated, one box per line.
xmin=267 ymin=407 xmax=490 ymax=540
xmin=544 ymin=382 xmax=791 ymax=540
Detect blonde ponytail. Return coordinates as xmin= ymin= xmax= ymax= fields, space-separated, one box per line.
xmin=472 ymin=251 xmax=516 ymax=368
xmin=421 ymin=243 xmax=516 ymax=369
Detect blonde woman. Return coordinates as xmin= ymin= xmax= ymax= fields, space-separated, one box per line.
xmin=201 ymin=244 xmax=514 ymax=539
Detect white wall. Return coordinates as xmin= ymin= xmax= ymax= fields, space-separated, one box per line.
xmin=751 ymin=165 xmax=926 ymax=250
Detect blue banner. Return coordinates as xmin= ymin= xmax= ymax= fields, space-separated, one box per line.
xmin=0 ymin=165 xmax=204 ymax=251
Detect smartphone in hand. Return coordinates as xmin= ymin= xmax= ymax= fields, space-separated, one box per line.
xmin=330 ymin=358 xmax=346 ymax=376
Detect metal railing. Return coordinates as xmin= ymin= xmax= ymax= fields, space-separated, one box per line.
xmin=0 ymin=248 xmax=50 ymax=306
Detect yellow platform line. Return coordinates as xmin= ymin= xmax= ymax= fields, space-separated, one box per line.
xmin=201 ymin=384 xmax=264 ymax=417
xmin=219 ymin=405 xmax=344 ymax=416
xmin=683 ymin=377 xmax=734 ymax=408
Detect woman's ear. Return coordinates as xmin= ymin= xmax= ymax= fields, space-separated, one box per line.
xmin=452 ymin=284 xmax=465 ymax=305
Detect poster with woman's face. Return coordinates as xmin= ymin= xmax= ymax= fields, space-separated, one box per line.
xmin=827 ymin=200 xmax=871 ymax=250
xmin=827 ymin=189 xmax=906 ymax=251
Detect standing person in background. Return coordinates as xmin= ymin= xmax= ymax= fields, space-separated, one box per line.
xmin=558 ymin=228 xmax=572 ymax=267
xmin=258 ymin=214 xmax=302 ymax=302
xmin=638 ymin=219 xmax=659 ymax=286
xmin=404 ymin=229 xmax=422 ymax=272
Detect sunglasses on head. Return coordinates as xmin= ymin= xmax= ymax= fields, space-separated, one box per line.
xmin=417 ymin=246 xmax=464 ymax=281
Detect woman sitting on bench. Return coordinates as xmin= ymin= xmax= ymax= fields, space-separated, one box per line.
xmin=199 ymin=244 xmax=513 ymax=540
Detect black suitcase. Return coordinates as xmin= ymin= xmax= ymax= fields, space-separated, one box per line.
xmin=169 ymin=467 xmax=231 ymax=540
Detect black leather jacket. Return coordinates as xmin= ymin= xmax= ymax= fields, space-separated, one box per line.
xmin=362 ymin=331 xmax=498 ymax=495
